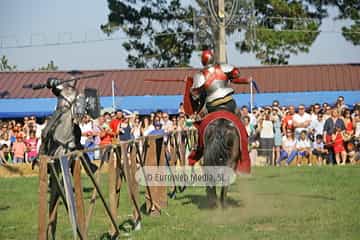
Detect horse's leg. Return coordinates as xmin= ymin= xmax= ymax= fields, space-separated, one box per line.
xmin=220 ymin=186 xmax=228 ymax=208
xmin=206 ymin=186 xmax=217 ymax=208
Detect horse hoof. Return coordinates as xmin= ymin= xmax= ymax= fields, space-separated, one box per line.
xmin=179 ymin=186 xmax=186 ymax=193
xmin=133 ymin=221 xmax=141 ymax=231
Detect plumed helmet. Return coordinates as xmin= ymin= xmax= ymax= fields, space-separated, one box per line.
xmin=201 ymin=50 xmax=214 ymax=66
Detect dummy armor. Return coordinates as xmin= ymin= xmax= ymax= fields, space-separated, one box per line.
xmin=191 ymin=50 xmax=241 ymax=113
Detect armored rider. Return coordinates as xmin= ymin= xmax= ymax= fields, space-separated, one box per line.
xmin=188 ymin=49 xmax=249 ymax=165
xmin=190 ymin=49 xmax=247 ymax=115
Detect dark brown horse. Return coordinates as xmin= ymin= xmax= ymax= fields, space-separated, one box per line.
xmin=203 ymin=117 xmax=240 ymax=207
xmin=190 ymin=93 xmax=241 ymax=207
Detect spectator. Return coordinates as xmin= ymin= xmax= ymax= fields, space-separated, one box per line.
xmin=131 ymin=117 xmax=142 ymax=139
xmin=98 ymin=116 xmax=114 ymax=146
xmin=12 ymin=133 xmax=26 ymax=164
xmin=149 ymin=120 xmax=165 ymax=136
xmin=293 ymin=104 xmax=311 ymax=139
xmin=272 ymin=100 xmax=280 ymax=108
xmin=79 ymin=115 xmax=94 ymax=146
xmin=311 ymin=103 xmax=322 ymax=121
xmin=335 ymin=96 xmax=348 ymax=113
xmin=342 ymin=109 xmax=354 ymax=135
xmin=1 ymin=123 xmax=8 ymax=135
xmin=0 ymin=144 xmax=11 ymax=164
xmin=142 ymin=117 xmax=154 ymax=136
xmin=257 ymin=109 xmax=274 ymax=166
xmin=282 ymin=105 xmax=295 ymax=133
xmin=110 ymin=110 xmax=123 ymax=137
xmin=161 ymin=112 xmax=173 ymax=133
xmin=312 ymin=134 xmax=328 ymax=165
xmin=296 ymin=130 xmax=312 ymax=166
xmin=353 ymin=111 xmax=360 ymax=138
xmin=332 ymin=123 xmax=347 ymax=165
xmin=178 ymin=102 xmax=185 ymax=114
xmin=0 ymin=132 xmax=11 ymax=148
xmin=309 ymin=112 xmax=325 ymax=139
xmin=277 ymin=129 xmax=297 ymax=166
xmin=323 ymin=109 xmax=345 ymax=164
xmin=25 ymin=130 xmax=38 ymax=164
xmin=272 ymin=107 xmax=282 ymax=165
xmin=323 ymin=105 xmax=332 ymax=120
xmin=118 ymin=117 xmax=132 ymax=141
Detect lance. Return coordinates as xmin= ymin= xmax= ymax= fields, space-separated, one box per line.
xmin=22 ymin=73 xmax=104 ymax=90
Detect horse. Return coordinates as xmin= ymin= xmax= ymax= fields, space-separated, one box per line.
xmin=203 ymin=117 xmax=240 ymax=207
xmin=189 ymin=93 xmax=243 ymax=208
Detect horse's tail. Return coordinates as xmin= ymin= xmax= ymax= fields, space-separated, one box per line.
xmin=203 ymin=119 xmax=232 ymax=166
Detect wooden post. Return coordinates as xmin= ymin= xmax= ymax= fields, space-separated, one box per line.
xmin=145 ymin=137 xmax=157 ymax=214
xmin=108 ymin=148 xmax=118 ymax=235
xmin=158 ymin=139 xmax=168 ymax=209
xmin=74 ymin=155 xmax=86 ymax=240
xmin=38 ymin=155 xmax=48 ymax=240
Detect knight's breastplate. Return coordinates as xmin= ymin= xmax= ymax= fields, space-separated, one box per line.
xmin=203 ymin=66 xmax=234 ymax=103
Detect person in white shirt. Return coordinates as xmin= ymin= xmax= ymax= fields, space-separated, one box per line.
xmin=293 ymin=104 xmax=311 ymax=139
xmin=296 ymin=130 xmax=312 ymax=166
xmin=277 ymin=129 xmax=297 ymax=166
xmin=309 ymin=112 xmax=325 ymax=138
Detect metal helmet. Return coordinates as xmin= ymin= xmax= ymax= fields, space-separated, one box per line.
xmin=201 ymin=50 xmax=214 ymax=66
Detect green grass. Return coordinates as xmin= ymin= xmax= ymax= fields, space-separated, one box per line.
xmin=0 ymin=166 xmax=360 ymax=239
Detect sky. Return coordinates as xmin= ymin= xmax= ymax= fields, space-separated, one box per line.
xmin=0 ymin=0 xmax=359 ymax=71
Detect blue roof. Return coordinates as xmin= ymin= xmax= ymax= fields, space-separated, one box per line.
xmin=0 ymin=90 xmax=359 ymax=118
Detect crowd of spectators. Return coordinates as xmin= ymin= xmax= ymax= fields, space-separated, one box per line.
xmin=0 ymin=96 xmax=359 ymax=167
xmin=243 ymin=96 xmax=360 ymax=166
xmin=0 ymin=105 xmax=196 ymax=165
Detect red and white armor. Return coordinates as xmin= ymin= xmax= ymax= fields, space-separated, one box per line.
xmin=191 ymin=63 xmax=237 ymax=103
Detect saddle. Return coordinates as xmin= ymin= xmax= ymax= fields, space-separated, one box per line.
xmin=196 ymin=110 xmax=251 ymax=174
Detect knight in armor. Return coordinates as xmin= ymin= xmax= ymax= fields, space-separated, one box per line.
xmin=190 ymin=49 xmax=246 ymax=114
xmin=40 ymin=78 xmax=81 ymax=156
xmin=187 ymin=49 xmax=249 ymax=165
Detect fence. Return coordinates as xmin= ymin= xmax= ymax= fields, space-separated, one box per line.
xmin=37 ymin=129 xmax=197 ymax=240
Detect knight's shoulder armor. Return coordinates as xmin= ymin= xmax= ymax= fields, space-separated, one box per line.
xmin=192 ymin=72 xmax=206 ymax=89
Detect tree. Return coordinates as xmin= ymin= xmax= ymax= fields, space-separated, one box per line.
xmin=36 ymin=60 xmax=59 ymax=71
xmin=236 ymin=0 xmax=324 ymax=64
xmin=101 ymin=0 xmax=195 ymax=68
xmin=101 ymin=0 xmax=357 ymax=67
xmin=0 ymin=55 xmax=17 ymax=71
xmin=329 ymin=0 xmax=360 ymax=45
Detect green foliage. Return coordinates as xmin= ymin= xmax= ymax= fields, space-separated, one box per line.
xmin=236 ymin=0 xmax=323 ymax=64
xmin=101 ymin=0 xmax=195 ymax=68
xmin=102 ymin=0 xmax=359 ymax=66
xmin=0 ymin=55 xmax=17 ymax=71
xmin=36 ymin=60 xmax=59 ymax=71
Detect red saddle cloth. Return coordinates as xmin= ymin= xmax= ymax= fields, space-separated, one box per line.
xmin=195 ymin=110 xmax=251 ymax=174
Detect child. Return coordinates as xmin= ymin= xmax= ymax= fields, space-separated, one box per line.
xmin=25 ymin=131 xmax=38 ymax=164
xmin=296 ymin=130 xmax=312 ymax=166
xmin=12 ymin=133 xmax=26 ymax=164
xmin=312 ymin=134 xmax=328 ymax=165
xmin=0 ymin=144 xmax=10 ymax=165
xmin=332 ymin=124 xmax=347 ymax=165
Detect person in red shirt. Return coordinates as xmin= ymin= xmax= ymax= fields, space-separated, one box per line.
xmin=12 ymin=133 xmax=26 ymax=164
xmin=109 ymin=110 xmax=123 ymax=137
xmin=282 ymin=105 xmax=295 ymax=133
